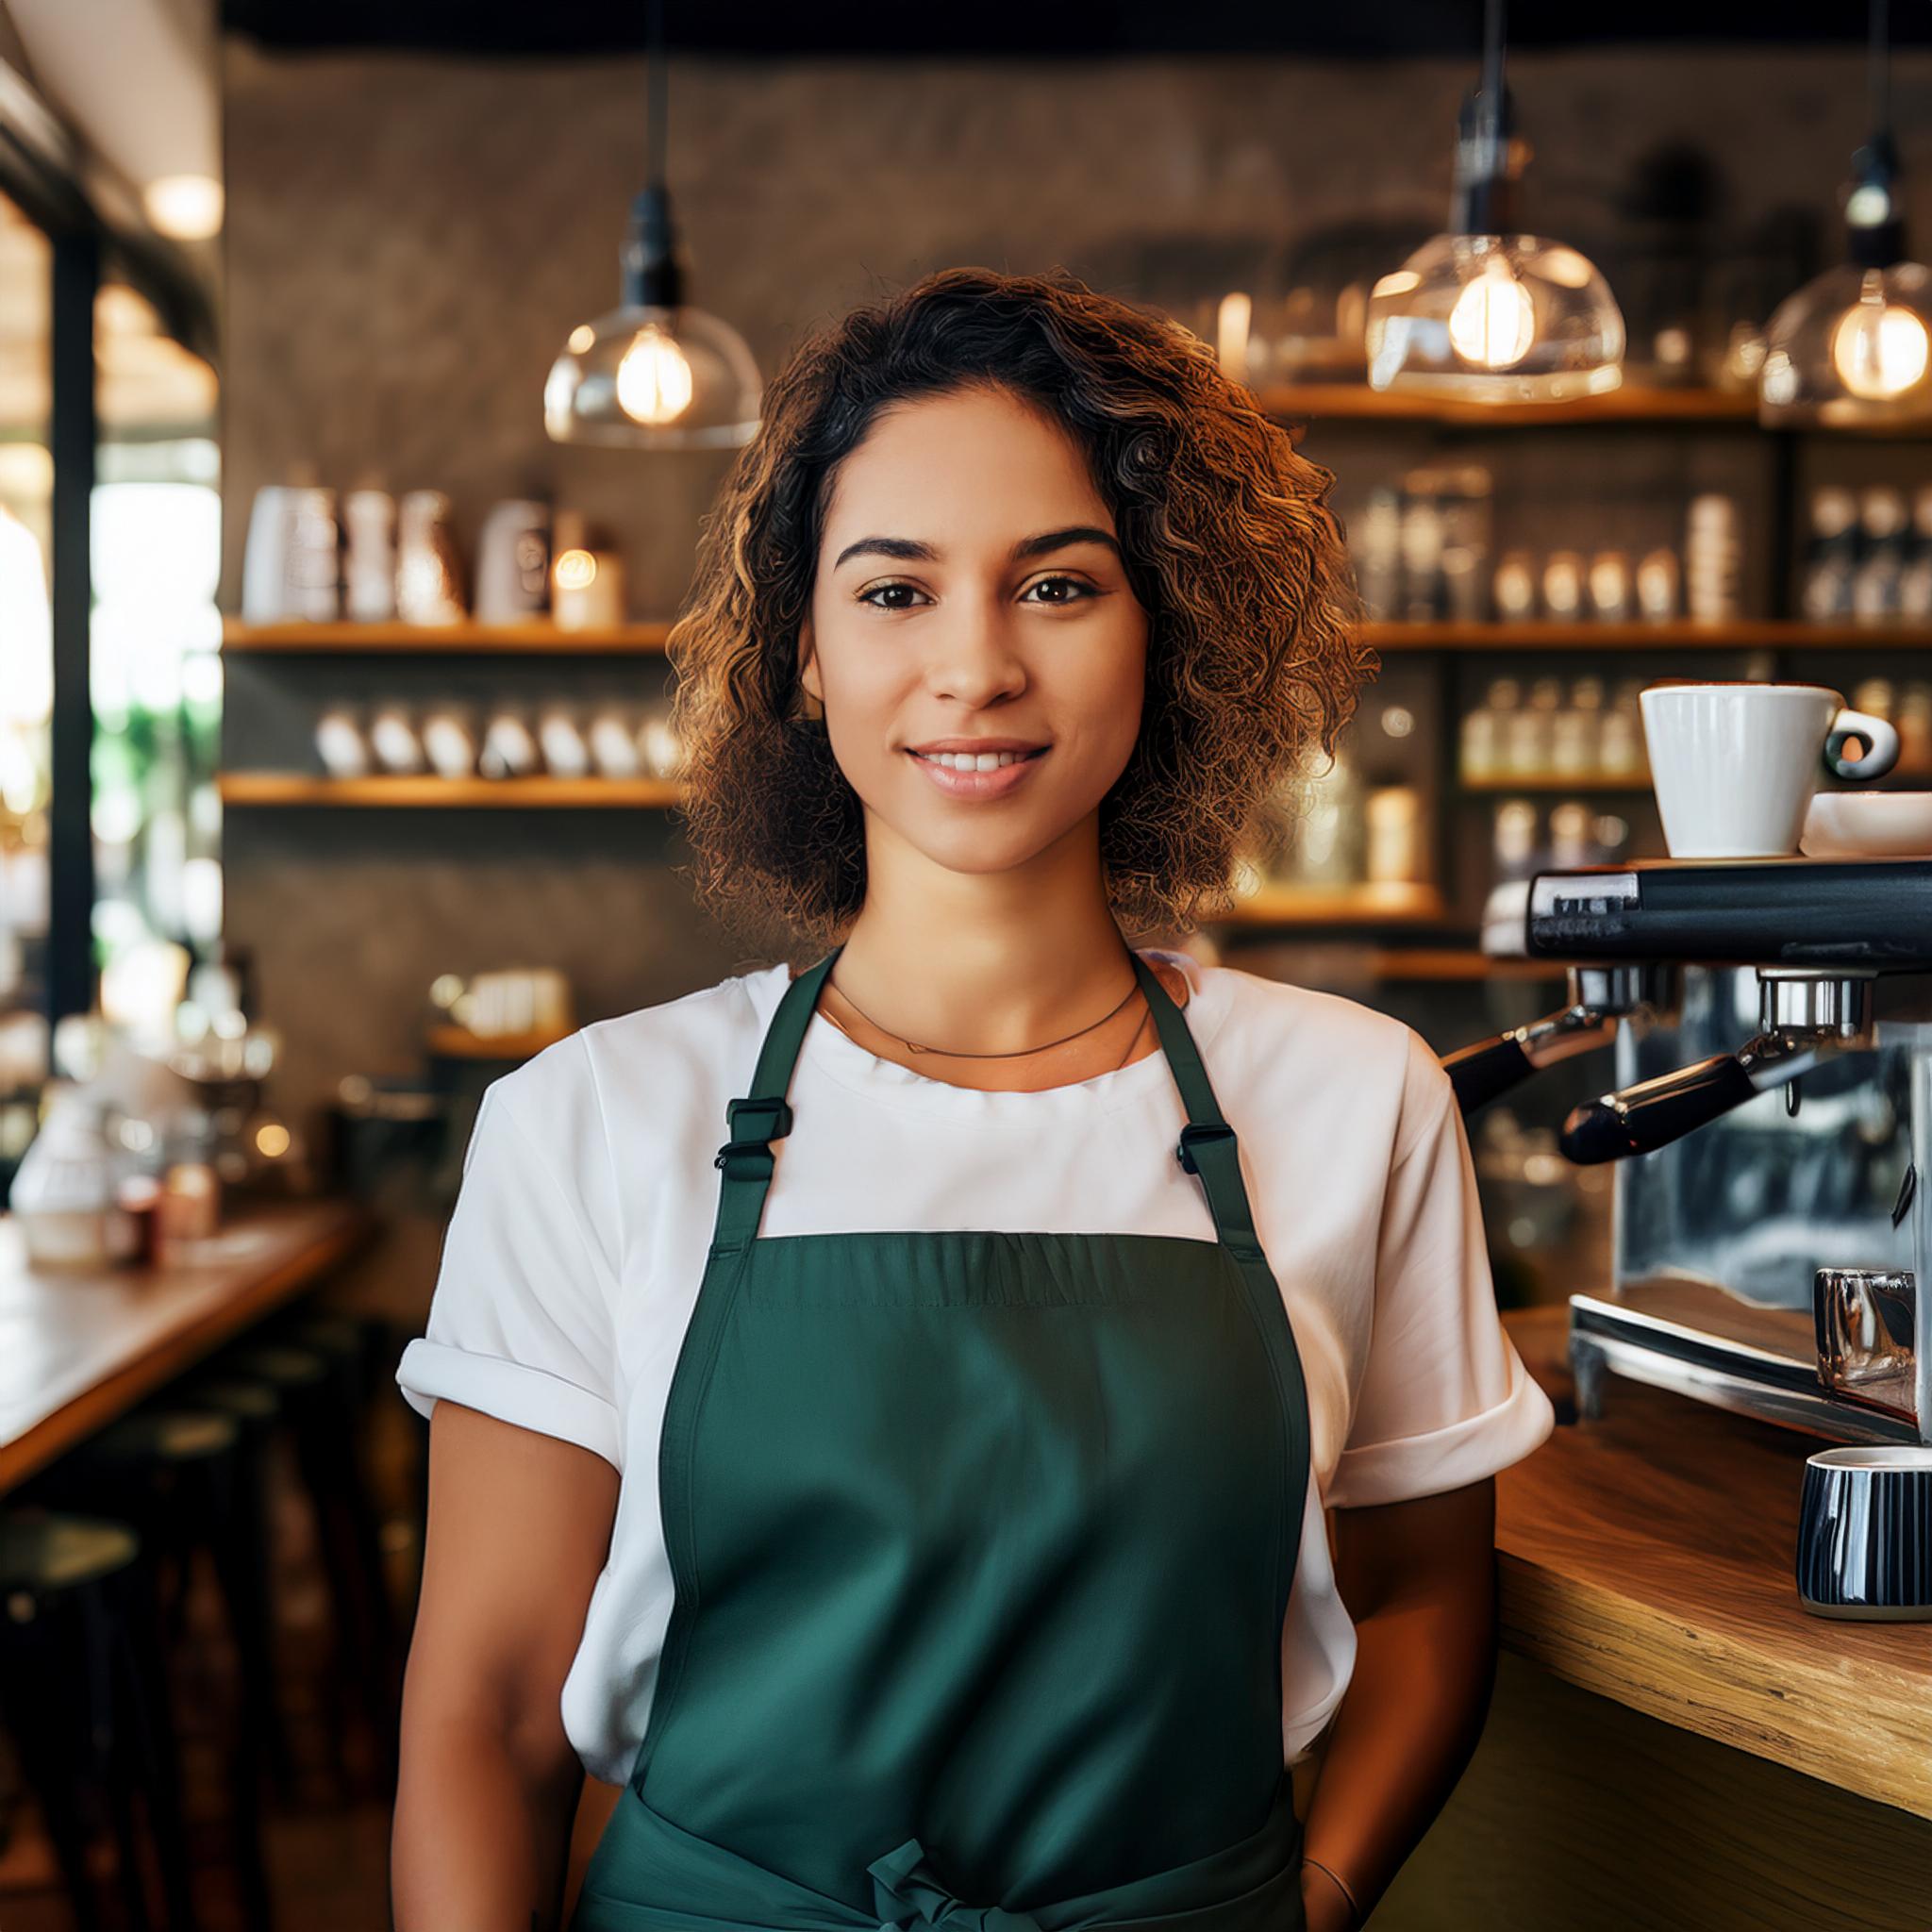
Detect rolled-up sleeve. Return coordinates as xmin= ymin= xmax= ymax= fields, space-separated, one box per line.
xmin=395 ymin=1078 xmax=622 ymax=1470
xmin=1326 ymin=1031 xmax=1556 ymax=1509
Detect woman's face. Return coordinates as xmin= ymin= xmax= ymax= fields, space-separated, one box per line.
xmin=798 ymin=384 xmax=1149 ymax=886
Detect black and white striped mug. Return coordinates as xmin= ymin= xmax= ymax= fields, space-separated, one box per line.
xmin=1795 ymin=1446 xmax=1932 ymax=1621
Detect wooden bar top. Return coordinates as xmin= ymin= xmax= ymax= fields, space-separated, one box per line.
xmin=1498 ymin=1306 xmax=1932 ymax=1823
xmin=0 ymin=1196 xmax=374 ymax=1496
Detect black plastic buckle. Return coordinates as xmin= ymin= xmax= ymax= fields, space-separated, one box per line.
xmin=1176 ymin=1122 xmax=1236 ymax=1174
xmin=714 ymin=1095 xmax=794 ymax=1174
xmin=726 ymin=1095 xmax=793 ymax=1143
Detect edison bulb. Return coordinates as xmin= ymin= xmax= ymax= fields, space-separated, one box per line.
xmin=1448 ymin=258 xmax=1536 ymax=369
xmin=615 ymin=325 xmax=695 ymax=425
xmin=1829 ymin=288 xmax=1931 ymax=401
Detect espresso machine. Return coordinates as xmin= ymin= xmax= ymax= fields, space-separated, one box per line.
xmin=1505 ymin=856 xmax=1932 ymax=1446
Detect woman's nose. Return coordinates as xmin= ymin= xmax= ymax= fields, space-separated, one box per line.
xmin=923 ymin=592 xmax=1026 ymax=707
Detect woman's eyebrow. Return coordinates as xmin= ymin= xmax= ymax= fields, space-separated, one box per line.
xmin=1012 ymin=525 xmax=1121 ymax=562
xmin=832 ymin=525 xmax=1121 ymax=571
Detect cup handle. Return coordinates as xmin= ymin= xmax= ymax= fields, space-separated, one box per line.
xmin=1825 ymin=708 xmax=1901 ymax=782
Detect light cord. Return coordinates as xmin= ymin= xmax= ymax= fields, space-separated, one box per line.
xmin=646 ymin=0 xmax=668 ymax=188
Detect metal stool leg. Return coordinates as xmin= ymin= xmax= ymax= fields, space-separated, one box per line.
xmin=1 ymin=1591 xmax=110 ymax=1932
xmin=200 ymin=1442 xmax=275 ymax=1932
xmin=107 ymin=1556 xmax=200 ymax=1930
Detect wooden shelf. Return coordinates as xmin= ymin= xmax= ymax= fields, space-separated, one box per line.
xmin=1258 ymin=383 xmax=1760 ymax=427
xmin=1458 ymin=769 xmax=1652 ymax=792
xmin=221 ymin=619 xmax=674 ymax=654
xmin=1216 ymin=880 xmax=1447 ymax=927
xmin=1364 ymin=620 xmax=1932 ymax=651
xmin=426 ymin=1024 xmax=575 ymax=1059
xmin=218 ymin=773 xmax=684 ymax=808
xmin=1369 ymin=948 xmax=1565 ymax=982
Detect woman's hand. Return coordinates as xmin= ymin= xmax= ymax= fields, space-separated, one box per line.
xmin=1300 ymin=1857 xmax=1360 ymax=1930
xmin=1294 ymin=1477 xmax=1502 ymax=1926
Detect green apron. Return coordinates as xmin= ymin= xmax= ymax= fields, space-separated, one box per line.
xmin=572 ymin=946 xmax=1312 ymax=1932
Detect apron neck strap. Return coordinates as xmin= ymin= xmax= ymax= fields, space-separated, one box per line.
xmin=1130 ymin=952 xmax=1263 ymax=1262
xmin=709 ymin=944 xmax=1261 ymax=1262
xmin=709 ymin=945 xmax=842 ymax=1254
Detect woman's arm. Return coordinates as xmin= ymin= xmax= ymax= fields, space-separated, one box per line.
xmin=392 ymin=1400 xmax=621 ymax=1932
xmin=1297 ymin=1476 xmax=1500 ymax=1930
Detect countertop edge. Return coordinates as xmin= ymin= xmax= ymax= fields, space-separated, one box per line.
xmin=1496 ymin=1306 xmax=1932 ymax=1824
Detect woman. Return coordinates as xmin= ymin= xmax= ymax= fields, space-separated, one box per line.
xmin=391 ymin=266 xmax=1556 ymax=1932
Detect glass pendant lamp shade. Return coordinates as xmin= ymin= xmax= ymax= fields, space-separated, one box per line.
xmin=544 ymin=217 xmax=763 ymax=449
xmin=543 ymin=9 xmax=761 ymax=450
xmin=1366 ymin=233 xmax=1624 ymax=401
xmin=1760 ymin=261 xmax=1932 ymax=428
xmin=1363 ymin=0 xmax=1623 ymax=404
xmin=1758 ymin=0 xmax=1932 ymax=433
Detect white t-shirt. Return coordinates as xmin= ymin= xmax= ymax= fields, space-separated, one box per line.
xmin=396 ymin=947 xmax=1556 ymax=1788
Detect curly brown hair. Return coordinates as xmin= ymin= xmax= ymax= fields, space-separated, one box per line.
xmin=668 ymin=264 xmax=1374 ymax=955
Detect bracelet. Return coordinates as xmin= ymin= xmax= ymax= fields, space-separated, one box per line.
xmin=1301 ymin=1853 xmax=1363 ymax=1927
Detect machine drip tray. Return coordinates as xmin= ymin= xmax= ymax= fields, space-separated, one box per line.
xmin=1568 ymin=1278 xmax=1921 ymax=1445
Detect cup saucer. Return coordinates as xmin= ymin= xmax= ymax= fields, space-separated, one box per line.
xmin=1798 ymin=791 xmax=1932 ymax=858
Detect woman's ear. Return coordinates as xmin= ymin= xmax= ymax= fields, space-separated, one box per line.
xmin=796 ymin=619 xmax=824 ymax=718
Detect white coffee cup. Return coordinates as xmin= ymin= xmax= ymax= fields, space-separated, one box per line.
xmin=1639 ymin=681 xmax=1900 ymax=858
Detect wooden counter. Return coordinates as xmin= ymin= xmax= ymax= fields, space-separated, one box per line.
xmin=0 ymin=1195 xmax=375 ymax=1495
xmin=1363 ymin=1305 xmax=1932 ymax=1931
xmin=1495 ymin=1305 xmax=1932 ymax=1823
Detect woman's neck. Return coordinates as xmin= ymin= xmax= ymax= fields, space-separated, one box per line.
xmin=790 ymin=838 xmax=1186 ymax=1093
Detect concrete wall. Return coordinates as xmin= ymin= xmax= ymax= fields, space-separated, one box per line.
xmin=217 ymin=38 xmax=1932 ymax=1154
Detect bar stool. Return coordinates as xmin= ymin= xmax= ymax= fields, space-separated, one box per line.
xmin=0 ymin=1508 xmax=199 ymax=1931
xmin=25 ymin=1407 xmax=274 ymax=1931
xmin=214 ymin=1337 xmax=399 ymax=1791
xmin=173 ymin=1374 xmax=296 ymax=1798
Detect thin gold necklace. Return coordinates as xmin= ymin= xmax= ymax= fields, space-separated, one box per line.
xmin=824 ymin=961 xmax=1144 ymax=1060
xmin=824 ymin=997 xmax=1152 ymax=1071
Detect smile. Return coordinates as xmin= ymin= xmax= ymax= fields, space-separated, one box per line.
xmin=906 ymin=746 xmax=1049 ymax=798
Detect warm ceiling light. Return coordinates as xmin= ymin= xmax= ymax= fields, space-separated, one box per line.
xmin=1759 ymin=0 xmax=1932 ymax=428
xmin=1445 ymin=256 xmax=1537 ymax=368
xmin=143 ymin=175 xmax=225 ymax=242
xmin=544 ymin=0 xmax=759 ymax=449
xmin=1830 ymin=290 xmax=1930 ymax=398
xmin=1362 ymin=0 xmax=1623 ymax=402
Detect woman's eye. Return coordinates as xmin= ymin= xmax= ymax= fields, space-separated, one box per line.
xmin=1021 ymin=575 xmax=1096 ymax=606
xmin=857 ymin=582 xmax=929 ymax=610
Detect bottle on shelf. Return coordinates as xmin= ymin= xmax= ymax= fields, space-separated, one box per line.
xmin=1492 ymin=549 xmax=1538 ymax=622
xmin=1365 ymin=785 xmax=1424 ymax=885
xmin=1799 ymin=485 xmax=1859 ymax=622
xmin=1548 ymin=800 xmax=1596 ymax=870
xmin=1506 ymin=676 xmax=1563 ymax=775
xmin=1276 ymin=742 xmax=1364 ymax=887
xmin=1459 ymin=676 xmax=1520 ymax=783
xmin=1438 ymin=465 xmax=1493 ymax=622
xmin=1588 ymin=552 xmax=1634 ymax=623
xmin=1354 ymin=488 xmax=1402 ymax=622
xmin=1490 ymin=798 xmax=1541 ymax=886
xmin=1684 ymin=492 xmax=1742 ymax=621
xmin=1636 ymin=546 xmax=1680 ymax=622
xmin=1896 ymin=681 xmax=1932 ymax=777
xmin=1598 ymin=680 xmax=1647 ymax=778
xmin=1852 ymin=487 xmax=1910 ymax=623
xmin=1900 ymin=487 xmax=1932 ymax=622
xmin=1398 ymin=480 xmax=1446 ymax=623
xmin=1541 ymin=551 xmax=1587 ymax=623
xmin=1550 ymin=676 xmax=1604 ymax=777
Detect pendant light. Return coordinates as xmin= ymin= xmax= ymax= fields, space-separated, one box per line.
xmin=1758 ymin=0 xmax=1932 ymax=430
xmin=1363 ymin=0 xmax=1624 ymax=403
xmin=544 ymin=0 xmax=761 ymax=449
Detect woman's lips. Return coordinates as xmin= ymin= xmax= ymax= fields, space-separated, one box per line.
xmin=905 ymin=746 xmax=1049 ymax=800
